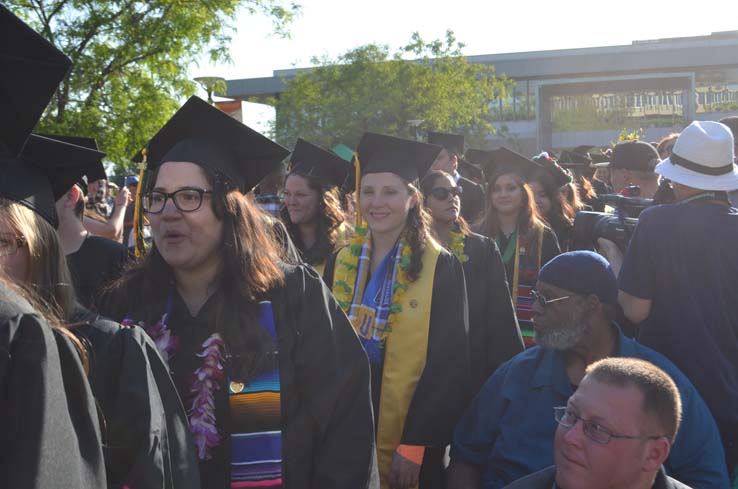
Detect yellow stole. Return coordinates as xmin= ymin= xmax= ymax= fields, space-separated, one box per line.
xmin=332 ymin=239 xmax=442 ymax=488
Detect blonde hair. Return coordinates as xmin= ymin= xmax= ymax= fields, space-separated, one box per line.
xmin=0 ymin=200 xmax=76 ymax=322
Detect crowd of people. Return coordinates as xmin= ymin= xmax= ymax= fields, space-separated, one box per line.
xmin=3 ymin=6 xmax=738 ymax=489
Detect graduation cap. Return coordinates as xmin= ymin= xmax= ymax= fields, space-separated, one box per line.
xmin=356 ymin=132 xmax=442 ymax=183
xmin=289 ymin=138 xmax=352 ymax=188
xmin=558 ymin=145 xmax=595 ymax=167
xmin=531 ymin=152 xmax=573 ymax=188
xmin=39 ymin=134 xmax=107 ymax=194
xmin=0 ymin=134 xmax=107 ymax=226
xmin=133 ymin=96 xmax=290 ymax=193
xmin=332 ymin=143 xmax=355 ymax=163
xmin=465 ymin=148 xmax=494 ymax=168
xmin=0 ymin=5 xmax=72 ymax=158
xmin=458 ymin=158 xmax=484 ymax=181
xmin=332 ymin=143 xmax=358 ymax=193
xmin=476 ymin=147 xmax=543 ymax=183
xmin=427 ymin=131 xmax=465 ymax=156
xmin=590 ymin=150 xmax=611 ymax=167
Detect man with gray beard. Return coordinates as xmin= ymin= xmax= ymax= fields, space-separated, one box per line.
xmin=447 ymin=251 xmax=728 ymax=489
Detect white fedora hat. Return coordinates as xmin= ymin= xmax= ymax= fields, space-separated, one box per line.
xmin=656 ymin=121 xmax=738 ymax=191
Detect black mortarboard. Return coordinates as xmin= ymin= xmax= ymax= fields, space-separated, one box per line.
xmin=289 ymin=139 xmax=352 ymax=188
xmin=427 ymin=131 xmax=465 ymax=156
xmin=590 ymin=151 xmax=611 ymax=166
xmin=465 ymin=148 xmax=494 ymax=168
xmin=39 ymin=134 xmax=107 ymax=194
xmin=356 ymin=132 xmax=442 ymax=183
xmin=477 ymin=147 xmax=543 ymax=183
xmin=133 ymin=96 xmax=290 ymax=193
xmin=558 ymin=145 xmax=594 ymax=167
xmin=531 ymin=152 xmax=573 ymax=188
xmin=0 ymin=134 xmax=106 ymax=226
xmin=0 ymin=5 xmax=72 ymax=158
xmin=458 ymin=158 xmax=484 ymax=181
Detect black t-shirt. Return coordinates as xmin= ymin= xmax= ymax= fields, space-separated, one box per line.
xmin=66 ymin=235 xmax=128 ymax=309
xmin=619 ymin=200 xmax=738 ymax=445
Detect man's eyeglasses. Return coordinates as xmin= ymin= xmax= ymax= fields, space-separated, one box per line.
xmin=554 ymin=406 xmax=663 ymax=445
xmin=143 ymin=188 xmax=213 ymax=214
xmin=531 ymin=289 xmax=571 ymax=308
xmin=429 ymin=186 xmax=463 ymax=200
xmin=0 ymin=233 xmax=26 ymax=257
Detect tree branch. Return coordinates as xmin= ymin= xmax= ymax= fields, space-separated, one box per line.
xmin=82 ymin=47 xmax=167 ymax=108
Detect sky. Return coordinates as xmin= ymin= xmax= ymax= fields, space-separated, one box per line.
xmin=190 ymin=0 xmax=738 ymax=86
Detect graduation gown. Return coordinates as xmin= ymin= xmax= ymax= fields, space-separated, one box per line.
xmin=104 ymin=264 xmax=377 ymax=489
xmin=458 ymin=176 xmax=485 ymax=223
xmin=461 ymin=233 xmax=524 ymax=394
xmin=66 ymin=235 xmax=128 ymax=309
xmin=324 ymin=246 xmax=470 ymax=489
xmin=496 ymin=225 xmax=560 ymax=347
xmin=0 ymin=282 xmax=107 ymax=489
xmin=70 ymin=307 xmax=200 ymax=489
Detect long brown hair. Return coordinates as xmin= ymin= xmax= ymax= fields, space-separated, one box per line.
xmin=475 ymin=171 xmax=545 ymax=239
xmin=402 ymin=184 xmax=432 ymax=282
xmin=529 ymin=169 xmax=576 ymax=229
xmin=102 ymin=165 xmax=285 ymax=379
xmin=281 ymin=172 xmax=346 ymax=265
xmin=0 ymin=269 xmax=89 ymax=372
xmin=420 ymin=170 xmax=472 ymax=238
xmin=0 ymin=200 xmax=77 ymax=321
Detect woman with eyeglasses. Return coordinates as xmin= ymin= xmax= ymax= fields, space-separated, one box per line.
xmin=475 ymin=148 xmax=561 ymax=348
xmin=529 ymin=153 xmax=577 ymax=252
xmin=281 ymin=139 xmax=353 ymax=275
xmin=0 ymin=134 xmax=199 ymax=488
xmin=323 ymin=134 xmax=470 ymax=489
xmin=420 ymin=170 xmax=522 ymax=394
xmin=101 ymin=97 xmax=376 ymax=489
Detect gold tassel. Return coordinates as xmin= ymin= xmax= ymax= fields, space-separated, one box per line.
xmin=133 ymin=148 xmax=147 ymax=258
xmin=353 ymin=151 xmax=362 ymax=227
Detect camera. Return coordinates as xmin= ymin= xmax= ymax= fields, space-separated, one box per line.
xmin=571 ymin=190 xmax=653 ymax=251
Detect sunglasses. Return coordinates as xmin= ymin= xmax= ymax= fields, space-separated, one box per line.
xmin=531 ymin=289 xmax=571 ymax=308
xmin=429 ymin=186 xmax=463 ymax=200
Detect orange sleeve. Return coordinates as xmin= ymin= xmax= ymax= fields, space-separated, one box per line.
xmin=396 ymin=444 xmax=425 ymax=465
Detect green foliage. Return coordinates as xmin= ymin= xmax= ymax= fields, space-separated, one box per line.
xmin=616 ymin=127 xmax=645 ymax=143
xmin=8 ymin=0 xmax=299 ymax=176
xmin=271 ymin=30 xmax=512 ymax=149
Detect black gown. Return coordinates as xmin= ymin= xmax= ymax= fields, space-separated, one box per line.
xmin=458 ymin=176 xmax=485 ymax=223
xmin=66 ymin=235 xmax=128 ymax=309
xmin=70 ymin=307 xmax=200 ymax=489
xmin=498 ymin=225 xmax=561 ymax=290
xmin=0 ymin=282 xmax=107 ymax=489
xmin=462 ymin=233 xmax=524 ymax=394
xmin=103 ymin=264 xmax=378 ymax=489
xmin=324 ymin=249 xmax=471 ymax=489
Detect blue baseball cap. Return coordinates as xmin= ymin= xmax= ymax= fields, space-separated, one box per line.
xmin=538 ymin=251 xmax=618 ymax=305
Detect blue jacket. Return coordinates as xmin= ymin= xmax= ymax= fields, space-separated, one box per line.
xmin=451 ymin=326 xmax=729 ymax=489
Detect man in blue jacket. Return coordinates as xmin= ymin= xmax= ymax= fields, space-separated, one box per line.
xmin=447 ymin=251 xmax=729 ymax=489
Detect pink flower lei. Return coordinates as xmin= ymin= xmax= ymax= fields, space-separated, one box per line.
xmin=127 ymin=314 xmax=225 ymax=461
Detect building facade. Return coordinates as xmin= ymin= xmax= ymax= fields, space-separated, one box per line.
xmin=224 ymin=31 xmax=738 ymax=154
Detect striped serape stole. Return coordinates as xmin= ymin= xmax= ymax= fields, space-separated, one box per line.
xmin=516 ymin=284 xmax=536 ymax=348
xmin=228 ymin=301 xmax=283 ymax=488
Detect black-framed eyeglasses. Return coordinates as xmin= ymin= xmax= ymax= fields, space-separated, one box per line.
xmin=429 ymin=186 xmax=463 ymax=200
xmin=531 ymin=289 xmax=571 ymax=308
xmin=554 ymin=406 xmax=663 ymax=445
xmin=143 ymin=188 xmax=213 ymax=214
xmin=0 ymin=233 xmax=26 ymax=257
